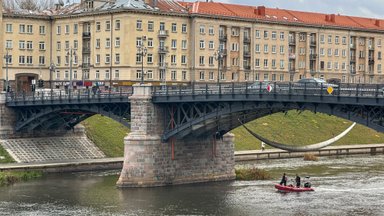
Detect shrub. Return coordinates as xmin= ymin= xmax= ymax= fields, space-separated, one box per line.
xmin=303 ymin=153 xmax=319 ymax=161
xmin=235 ymin=168 xmax=272 ymax=180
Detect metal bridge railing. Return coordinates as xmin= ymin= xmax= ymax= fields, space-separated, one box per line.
xmin=152 ymin=82 xmax=384 ymax=98
xmin=6 ymin=88 xmax=132 ymax=104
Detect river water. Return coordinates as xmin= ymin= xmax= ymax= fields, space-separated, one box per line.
xmin=1 ymin=154 xmax=384 ymax=216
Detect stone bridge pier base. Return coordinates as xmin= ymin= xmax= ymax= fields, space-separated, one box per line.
xmin=0 ymin=92 xmax=16 ymax=138
xmin=117 ymin=84 xmax=235 ymax=187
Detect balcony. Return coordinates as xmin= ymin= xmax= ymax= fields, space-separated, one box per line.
xmin=310 ymin=54 xmax=317 ymax=60
xmin=158 ymin=46 xmax=169 ymax=53
xmin=350 ymin=59 xmax=356 ymax=63
xmin=289 ymin=53 xmax=296 ymax=59
xmin=243 ymin=36 xmax=251 ymax=44
xmin=243 ymin=51 xmax=251 ymax=57
xmin=82 ymin=63 xmax=90 ymax=68
xmin=289 ymin=39 xmax=296 ymax=45
xmin=158 ymin=30 xmax=169 ymax=38
xmin=82 ymin=47 xmax=91 ymax=53
xmin=289 ymin=68 xmax=296 ymax=73
xmin=350 ymin=43 xmax=356 ymax=49
xmin=369 ymin=45 xmax=374 ymax=50
xmin=350 ymin=70 xmax=356 ymax=74
xmin=82 ymin=32 xmax=91 ymax=38
xmin=369 ymin=58 xmax=375 ymax=64
xmin=219 ymin=35 xmax=227 ymax=41
xmin=244 ymin=65 xmax=251 ymax=70
xmin=310 ymin=40 xmax=316 ymax=46
xmin=221 ymin=49 xmax=228 ymax=56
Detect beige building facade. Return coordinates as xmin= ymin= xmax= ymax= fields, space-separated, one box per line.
xmin=2 ymin=0 xmax=384 ymax=92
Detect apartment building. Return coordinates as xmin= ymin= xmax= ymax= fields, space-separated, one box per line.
xmin=1 ymin=0 xmax=384 ymax=92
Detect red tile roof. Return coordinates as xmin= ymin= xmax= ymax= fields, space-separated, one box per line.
xmin=175 ymin=1 xmax=384 ymax=31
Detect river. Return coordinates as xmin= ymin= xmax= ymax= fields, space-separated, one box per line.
xmin=1 ymin=154 xmax=384 ymax=216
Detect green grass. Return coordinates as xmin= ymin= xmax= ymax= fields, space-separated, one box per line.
xmin=82 ymin=115 xmax=130 ymax=157
xmin=232 ymin=110 xmax=384 ymax=151
xmin=0 ymin=171 xmax=42 ymax=186
xmin=0 ymin=146 xmax=14 ymax=163
xmin=235 ymin=168 xmax=272 ymax=180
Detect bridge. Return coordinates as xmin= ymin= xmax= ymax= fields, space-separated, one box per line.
xmin=1 ymin=82 xmax=383 ymax=187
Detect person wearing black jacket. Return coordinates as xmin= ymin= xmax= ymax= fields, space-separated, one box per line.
xmin=280 ymin=173 xmax=287 ymax=186
xmin=295 ymin=174 xmax=301 ymax=187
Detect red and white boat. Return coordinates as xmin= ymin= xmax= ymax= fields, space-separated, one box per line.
xmin=275 ymin=184 xmax=314 ymax=192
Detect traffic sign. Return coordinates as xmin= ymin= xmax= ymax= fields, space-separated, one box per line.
xmin=327 ymin=86 xmax=334 ymax=94
xmin=266 ymin=84 xmax=273 ymax=92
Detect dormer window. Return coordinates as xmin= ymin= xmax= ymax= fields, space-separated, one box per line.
xmin=86 ymin=0 xmax=94 ymax=9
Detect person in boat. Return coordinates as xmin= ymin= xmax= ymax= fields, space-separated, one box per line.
xmin=280 ymin=173 xmax=287 ymax=186
xmin=295 ymin=174 xmax=301 ymax=188
xmin=304 ymin=176 xmax=311 ymax=188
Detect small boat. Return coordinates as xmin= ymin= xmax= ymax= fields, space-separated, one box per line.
xmin=275 ymin=184 xmax=314 ymax=192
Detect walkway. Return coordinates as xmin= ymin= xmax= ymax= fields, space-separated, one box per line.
xmin=1 ymin=144 xmax=384 ymax=172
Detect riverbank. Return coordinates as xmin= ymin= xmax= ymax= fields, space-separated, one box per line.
xmin=1 ymin=144 xmax=384 ymax=173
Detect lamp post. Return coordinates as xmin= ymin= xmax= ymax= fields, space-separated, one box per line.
xmin=137 ymin=44 xmax=147 ymax=85
xmin=3 ymin=49 xmax=11 ymax=92
xmin=49 ymin=63 xmax=55 ymax=90
xmin=66 ymin=48 xmax=76 ymax=91
xmin=213 ymin=49 xmax=224 ymax=85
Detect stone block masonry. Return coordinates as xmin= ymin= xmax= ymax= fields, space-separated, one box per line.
xmin=117 ymin=84 xmax=235 ymax=187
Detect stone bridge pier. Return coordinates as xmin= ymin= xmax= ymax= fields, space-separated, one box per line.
xmin=117 ymin=84 xmax=235 ymax=187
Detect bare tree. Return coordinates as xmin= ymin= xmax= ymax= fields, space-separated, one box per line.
xmin=2 ymin=0 xmax=58 ymax=11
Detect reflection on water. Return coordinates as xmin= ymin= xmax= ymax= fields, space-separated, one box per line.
xmin=1 ymin=155 xmax=384 ymax=216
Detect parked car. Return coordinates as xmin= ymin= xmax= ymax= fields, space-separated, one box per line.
xmin=297 ymin=78 xmax=338 ymax=88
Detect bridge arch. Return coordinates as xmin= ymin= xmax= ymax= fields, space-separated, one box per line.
xmin=160 ymin=101 xmax=384 ymax=141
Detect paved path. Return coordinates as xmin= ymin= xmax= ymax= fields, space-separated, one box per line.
xmin=1 ymin=144 xmax=384 ymax=172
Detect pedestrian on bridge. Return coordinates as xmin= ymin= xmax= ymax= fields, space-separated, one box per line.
xmin=261 ymin=141 xmax=265 ymax=151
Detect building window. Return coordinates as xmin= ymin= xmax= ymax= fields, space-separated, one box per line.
xmin=199 ymin=56 xmax=205 ymax=65
xmin=148 ymin=21 xmax=154 ymax=32
xmin=272 ymin=31 xmax=277 ymax=40
xmin=96 ymin=54 xmax=100 ymax=64
xmin=199 ymin=25 xmax=205 ymax=34
xmin=74 ymin=40 xmax=78 ymax=49
xmin=264 ymin=44 xmax=268 ymax=53
xmin=172 ymin=39 xmax=177 ymax=49
xmin=95 ymin=70 xmax=100 ymax=79
xmin=5 ymin=40 xmax=13 ymax=49
xmin=39 ymin=26 xmax=45 ymax=34
xmin=5 ymin=55 xmax=12 ymax=64
xmin=199 ymin=40 xmax=205 ymax=49
xmin=19 ymin=40 xmax=26 ymax=50
xmin=182 ymin=40 xmax=187 ymax=49
xmin=182 ymin=71 xmax=187 ymax=80
xmin=209 ymin=71 xmax=214 ymax=80
xmin=136 ymin=20 xmax=142 ymax=30
xmin=115 ymin=54 xmax=120 ymax=64
xmin=171 ymin=70 xmax=177 ymax=80
xmin=6 ymin=24 xmax=12 ymax=33
xmin=19 ymin=55 xmax=25 ymax=64
xmin=106 ymin=38 xmax=111 ymax=48
xmin=272 ymin=45 xmax=276 ymax=54
xmin=147 ymin=70 xmax=153 ymax=79
xmin=96 ymin=22 xmax=101 ymax=31
xmin=105 ymin=70 xmax=110 ymax=80
xmin=105 ymin=54 xmax=111 ymax=64
xmin=181 ymin=55 xmax=187 ymax=64
xmin=147 ymin=54 xmax=153 ymax=63
xmin=182 ymin=24 xmax=187 ymax=33
xmin=26 ymin=25 xmax=33 ymax=33
xmin=255 ymin=30 xmax=260 ymax=38
xmin=328 ymin=35 xmax=332 ymax=44
xmin=26 ymin=41 xmax=33 ymax=50
xmin=106 ymin=21 xmax=111 ymax=31
xmin=147 ymin=38 xmax=153 ymax=47
xmin=264 ymin=30 xmax=268 ymax=39
xmin=115 ymin=20 xmax=120 ymax=30
xmin=280 ymin=32 xmax=285 ymax=40
xmin=114 ymin=37 xmax=120 ymax=47
xmin=65 ymin=24 xmax=70 ymax=34
xmin=280 ymin=45 xmax=284 ymax=54
xmin=57 ymin=56 xmax=61 ymax=66
xmin=199 ymin=71 xmax=205 ymax=80
xmin=115 ymin=70 xmax=119 ymax=79
xmin=65 ymin=41 xmax=69 ymax=50
xmin=73 ymin=70 xmax=77 ymax=79
xmin=19 ymin=24 xmax=26 ymax=33
xmin=96 ymin=39 xmax=100 ymax=49
xmin=209 ymin=26 xmax=214 ymax=35
xmin=74 ymin=24 xmax=78 ymax=34
xmin=171 ymin=23 xmax=177 ymax=32
xmin=171 ymin=55 xmax=176 ymax=64
xmin=39 ymin=42 xmax=45 ymax=50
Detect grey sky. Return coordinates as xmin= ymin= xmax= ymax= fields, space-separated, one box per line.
xmin=213 ymin=0 xmax=384 ymax=19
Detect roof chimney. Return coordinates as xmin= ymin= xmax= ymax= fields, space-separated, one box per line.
xmin=257 ymin=6 xmax=266 ymax=16
xmin=330 ymin=14 xmax=336 ymax=23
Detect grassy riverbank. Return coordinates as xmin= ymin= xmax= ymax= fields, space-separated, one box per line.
xmin=0 ymin=171 xmax=42 ymax=186
xmin=0 ymin=146 xmax=14 ymax=163
xmin=83 ymin=111 xmax=384 ymax=155
xmin=82 ymin=115 xmax=130 ymax=157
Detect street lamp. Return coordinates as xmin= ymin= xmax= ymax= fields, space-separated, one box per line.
xmin=213 ymin=49 xmax=224 ymax=85
xmin=137 ymin=44 xmax=147 ymax=85
xmin=49 ymin=63 xmax=55 ymax=90
xmin=66 ymin=48 xmax=77 ymax=91
xmin=3 ymin=49 xmax=11 ymax=92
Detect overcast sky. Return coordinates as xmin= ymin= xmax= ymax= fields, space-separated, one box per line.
xmin=183 ymin=0 xmax=384 ymax=19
